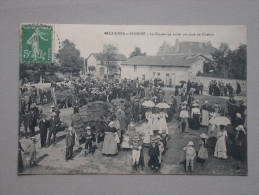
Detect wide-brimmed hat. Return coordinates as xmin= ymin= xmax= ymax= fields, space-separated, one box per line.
xmin=151 ymin=137 xmax=157 ymax=143
xmin=200 ymin=133 xmax=208 ymax=139
xmin=187 ymin=141 xmax=194 ymax=146
xmin=161 ymin=129 xmax=167 ymax=134
xmin=236 ymin=125 xmax=245 ymax=131
xmin=86 ymin=126 xmax=91 ymax=130
xmin=236 ymin=113 xmax=242 ymax=118
xmin=108 ymin=121 xmax=115 ymax=127
xmin=133 ymin=136 xmax=140 ymax=141
xmin=192 ymin=103 xmax=198 ymax=107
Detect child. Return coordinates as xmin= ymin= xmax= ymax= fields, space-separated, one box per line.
xmin=26 ymin=137 xmax=37 ymax=167
xmin=156 ymin=135 xmax=164 ymax=166
xmin=148 ymin=137 xmax=160 ymax=172
xmin=180 ymin=106 xmax=189 ymax=133
xmin=85 ymin=126 xmax=94 ymax=156
xmin=130 ymin=135 xmax=142 ymax=171
xmin=121 ymin=131 xmax=130 ymax=151
xmin=142 ymin=119 xmax=153 ymax=147
xmin=160 ymin=129 xmax=168 ymax=156
xmin=183 ymin=141 xmax=196 ymax=173
xmin=197 ymin=133 xmax=209 ymax=166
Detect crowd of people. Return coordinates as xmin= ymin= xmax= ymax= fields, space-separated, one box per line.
xmin=18 ymin=76 xmax=247 ymax=174
xmin=208 ymin=80 xmax=242 ymax=96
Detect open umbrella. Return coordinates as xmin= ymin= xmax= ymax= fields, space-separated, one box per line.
xmin=210 ymin=116 xmax=231 ymax=126
xmin=142 ymin=100 xmax=155 ymax=108
xmin=155 ymin=102 xmax=170 ymax=109
xmin=179 ymin=80 xmax=186 ymax=84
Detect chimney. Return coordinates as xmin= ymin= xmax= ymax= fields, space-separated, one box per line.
xmin=175 ymin=39 xmax=179 ymax=53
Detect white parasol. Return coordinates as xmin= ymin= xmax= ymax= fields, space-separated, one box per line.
xmin=155 ymin=102 xmax=170 ymax=109
xmin=142 ymin=100 xmax=155 ymax=108
xmin=209 ymin=116 xmax=231 ymax=126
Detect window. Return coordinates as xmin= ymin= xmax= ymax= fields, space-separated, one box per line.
xmin=134 ymin=65 xmax=137 ymax=72
xmin=157 ymin=72 xmax=160 ymax=77
xmin=153 ymin=72 xmax=156 ymax=77
xmin=166 ymin=73 xmax=169 ymax=77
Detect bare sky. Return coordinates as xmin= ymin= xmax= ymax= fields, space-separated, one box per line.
xmin=54 ymin=25 xmax=246 ymax=59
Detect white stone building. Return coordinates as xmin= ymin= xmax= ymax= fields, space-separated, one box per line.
xmin=121 ymin=54 xmax=214 ymax=86
xmin=84 ymin=53 xmax=127 ymax=78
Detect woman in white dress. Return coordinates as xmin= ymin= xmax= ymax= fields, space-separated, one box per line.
xmin=159 ymin=109 xmax=168 ymax=135
xmin=214 ymin=125 xmax=228 ymax=159
xmin=145 ymin=108 xmax=153 ymax=126
xmin=142 ymin=119 xmax=153 ymax=146
xmin=201 ymin=101 xmax=210 ymax=127
xmin=151 ymin=111 xmax=160 ymax=132
xmin=207 ymin=108 xmax=220 ymax=138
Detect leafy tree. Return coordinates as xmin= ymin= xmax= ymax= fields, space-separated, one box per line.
xmin=208 ymin=43 xmax=247 ymax=80
xmin=129 ymin=47 xmax=146 ymax=58
xmin=19 ymin=62 xmax=58 ymax=83
xmin=55 ymin=39 xmax=84 ymax=74
xmin=101 ymin=44 xmax=118 ymax=74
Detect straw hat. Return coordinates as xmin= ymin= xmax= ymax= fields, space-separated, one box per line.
xmin=150 ymin=137 xmax=157 ymax=143
xmin=236 ymin=125 xmax=245 ymax=131
xmin=161 ymin=129 xmax=167 ymax=134
xmin=133 ymin=136 xmax=140 ymax=141
xmin=200 ymin=133 xmax=208 ymax=139
xmin=236 ymin=113 xmax=242 ymax=118
xmin=192 ymin=103 xmax=198 ymax=107
xmin=187 ymin=141 xmax=194 ymax=146
xmin=108 ymin=121 xmax=115 ymax=127
xmin=86 ymin=126 xmax=91 ymax=130
xmin=30 ymin=137 xmax=36 ymax=141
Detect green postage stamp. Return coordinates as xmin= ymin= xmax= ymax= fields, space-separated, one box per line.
xmin=20 ymin=24 xmax=53 ymax=63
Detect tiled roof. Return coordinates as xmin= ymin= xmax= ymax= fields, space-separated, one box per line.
xmin=121 ymin=55 xmax=203 ymax=67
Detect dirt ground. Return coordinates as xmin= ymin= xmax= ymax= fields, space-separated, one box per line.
xmin=20 ymin=89 xmax=247 ymax=175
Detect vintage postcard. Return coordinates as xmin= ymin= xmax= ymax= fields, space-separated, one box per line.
xmin=18 ymin=24 xmax=247 ymax=175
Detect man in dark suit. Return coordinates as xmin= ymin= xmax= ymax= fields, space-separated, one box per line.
xmin=65 ymin=127 xmax=75 ymax=162
xmin=47 ymin=113 xmax=60 ymax=146
xmin=23 ymin=110 xmax=32 ymax=138
xmin=39 ymin=114 xmax=49 ymax=148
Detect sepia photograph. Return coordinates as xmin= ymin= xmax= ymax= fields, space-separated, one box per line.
xmin=18 ymin=24 xmax=247 ymax=175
